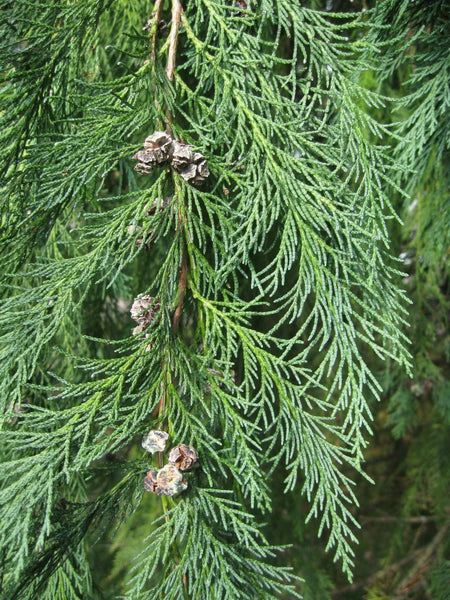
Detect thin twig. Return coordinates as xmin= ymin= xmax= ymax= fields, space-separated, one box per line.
xmin=330 ymin=549 xmax=424 ymax=598
xmin=390 ymin=582 xmax=429 ymax=600
xmin=157 ymin=384 xmax=165 ymax=471
xmin=393 ymin=524 xmax=448 ymax=597
xmin=166 ymin=0 xmax=183 ymax=82
xmin=360 ymin=515 xmax=436 ymax=524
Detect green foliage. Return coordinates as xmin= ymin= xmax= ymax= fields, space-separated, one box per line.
xmin=430 ymin=561 xmax=450 ymax=600
xmin=1 ymin=0 xmax=447 ymax=598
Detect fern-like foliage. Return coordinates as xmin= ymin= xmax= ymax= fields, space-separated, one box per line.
xmin=0 ymin=0 xmax=412 ymax=597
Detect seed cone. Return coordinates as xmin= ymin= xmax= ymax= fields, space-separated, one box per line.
xmin=168 ymin=444 xmax=198 ymax=471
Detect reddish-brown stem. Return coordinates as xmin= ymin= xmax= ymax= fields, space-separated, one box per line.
xmin=157 ymin=383 xmax=166 ymax=472
xmin=172 ymin=242 xmax=187 ymax=333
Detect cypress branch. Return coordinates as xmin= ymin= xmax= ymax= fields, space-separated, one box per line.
xmin=2 ymin=0 xmax=439 ymax=597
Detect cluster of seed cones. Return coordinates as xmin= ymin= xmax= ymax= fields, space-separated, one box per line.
xmin=142 ymin=430 xmax=198 ymax=497
xmin=132 ymin=131 xmax=209 ymax=184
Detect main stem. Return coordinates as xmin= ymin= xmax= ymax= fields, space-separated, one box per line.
xmin=150 ymin=0 xmax=164 ymax=64
xmin=166 ymin=0 xmax=183 ymax=82
xmin=146 ymin=3 xmax=187 ymax=590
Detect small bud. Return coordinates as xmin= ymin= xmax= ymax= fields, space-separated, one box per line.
xmin=128 ymin=223 xmax=154 ymax=251
xmin=127 ymin=223 xmax=141 ymax=237
xmin=127 ymin=196 xmax=173 ymax=251
xmin=168 ymin=444 xmax=198 ymax=471
xmin=142 ymin=430 xmax=169 ymax=454
xmin=145 ymin=195 xmax=172 ymax=216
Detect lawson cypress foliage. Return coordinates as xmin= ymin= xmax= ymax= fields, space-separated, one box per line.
xmin=0 ymin=1 xmax=416 ymax=598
